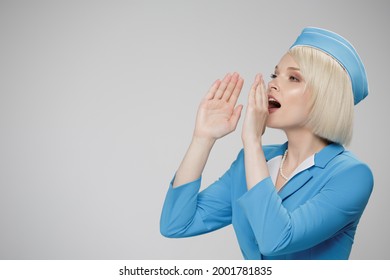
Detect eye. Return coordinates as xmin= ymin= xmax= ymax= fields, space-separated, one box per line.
xmin=289 ymin=75 xmax=300 ymax=82
xmin=270 ymin=73 xmax=277 ymax=79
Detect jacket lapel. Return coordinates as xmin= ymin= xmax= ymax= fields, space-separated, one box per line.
xmin=266 ymin=142 xmax=345 ymax=201
xmin=278 ymin=170 xmax=313 ymax=200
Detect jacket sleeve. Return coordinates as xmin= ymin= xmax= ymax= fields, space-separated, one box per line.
xmin=237 ymin=162 xmax=373 ymax=256
xmin=160 ymin=155 xmax=240 ymax=238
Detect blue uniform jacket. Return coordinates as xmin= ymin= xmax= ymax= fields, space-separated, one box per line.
xmin=160 ymin=143 xmax=373 ymax=259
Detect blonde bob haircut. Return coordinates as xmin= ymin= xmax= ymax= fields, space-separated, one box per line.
xmin=289 ymin=46 xmax=354 ymax=146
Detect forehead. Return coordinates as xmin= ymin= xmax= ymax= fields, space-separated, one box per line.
xmin=276 ymin=53 xmax=299 ymax=69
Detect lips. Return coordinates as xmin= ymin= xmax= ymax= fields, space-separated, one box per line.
xmin=268 ymin=96 xmax=281 ymax=110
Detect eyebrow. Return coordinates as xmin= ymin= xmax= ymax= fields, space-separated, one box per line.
xmin=275 ymin=65 xmax=301 ymax=71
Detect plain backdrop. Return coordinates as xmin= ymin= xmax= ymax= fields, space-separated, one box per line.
xmin=0 ymin=0 xmax=389 ymax=259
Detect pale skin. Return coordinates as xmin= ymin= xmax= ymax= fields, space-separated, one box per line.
xmin=173 ymin=53 xmax=328 ymax=191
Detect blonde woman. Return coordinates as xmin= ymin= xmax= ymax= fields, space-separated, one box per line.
xmin=160 ymin=27 xmax=373 ymax=260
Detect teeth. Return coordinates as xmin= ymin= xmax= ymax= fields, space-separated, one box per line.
xmin=268 ymin=98 xmax=277 ymax=102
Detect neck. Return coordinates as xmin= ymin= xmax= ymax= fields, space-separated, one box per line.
xmin=284 ymin=128 xmax=328 ymax=166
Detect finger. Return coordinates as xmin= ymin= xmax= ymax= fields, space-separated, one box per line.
xmin=222 ymin=72 xmax=239 ymax=101
xmin=255 ymin=75 xmax=261 ymax=107
xmin=214 ymin=73 xmax=232 ymax=99
xmin=229 ymin=104 xmax=243 ymax=131
xmin=255 ymin=74 xmax=268 ymax=108
xmin=204 ymin=79 xmax=221 ymax=100
xmin=249 ymin=75 xmax=260 ymax=105
xmin=259 ymin=75 xmax=268 ymax=108
xmin=256 ymin=75 xmax=267 ymax=108
xmin=228 ymin=77 xmax=244 ymax=105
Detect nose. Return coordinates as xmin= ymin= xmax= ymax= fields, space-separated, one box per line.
xmin=268 ymin=80 xmax=279 ymax=92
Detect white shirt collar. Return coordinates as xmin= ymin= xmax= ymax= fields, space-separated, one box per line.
xmin=267 ymin=154 xmax=315 ymax=185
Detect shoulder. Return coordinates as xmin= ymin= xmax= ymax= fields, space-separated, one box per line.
xmin=321 ymin=148 xmax=374 ymax=197
xmin=322 ymin=149 xmax=374 ymax=210
xmin=329 ymin=148 xmax=372 ymax=177
xmin=315 ymin=143 xmax=371 ymax=174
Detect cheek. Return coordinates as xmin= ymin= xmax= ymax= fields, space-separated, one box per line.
xmin=283 ymin=91 xmax=311 ymax=121
xmin=288 ymin=108 xmax=310 ymax=123
xmin=290 ymin=87 xmax=311 ymax=109
xmin=292 ymin=97 xmax=311 ymax=116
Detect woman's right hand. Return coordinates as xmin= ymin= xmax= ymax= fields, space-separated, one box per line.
xmin=193 ymin=73 xmax=244 ymax=142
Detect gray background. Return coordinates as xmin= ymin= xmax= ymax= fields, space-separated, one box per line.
xmin=0 ymin=0 xmax=388 ymax=259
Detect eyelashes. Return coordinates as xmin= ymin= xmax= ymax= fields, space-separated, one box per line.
xmin=270 ymin=73 xmax=300 ymax=82
xmin=289 ymin=76 xmax=300 ymax=82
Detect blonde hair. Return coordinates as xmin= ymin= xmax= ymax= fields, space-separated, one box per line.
xmin=289 ymin=46 xmax=354 ymax=146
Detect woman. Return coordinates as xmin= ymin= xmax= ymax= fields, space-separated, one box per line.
xmin=160 ymin=27 xmax=373 ymax=260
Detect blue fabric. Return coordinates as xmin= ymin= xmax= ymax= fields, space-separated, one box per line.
xmin=290 ymin=27 xmax=369 ymax=105
xmin=160 ymin=143 xmax=373 ymax=259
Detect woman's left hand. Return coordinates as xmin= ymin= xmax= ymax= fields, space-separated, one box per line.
xmin=241 ymin=74 xmax=269 ymax=146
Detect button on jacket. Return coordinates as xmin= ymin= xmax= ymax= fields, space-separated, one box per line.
xmin=160 ymin=143 xmax=373 ymax=259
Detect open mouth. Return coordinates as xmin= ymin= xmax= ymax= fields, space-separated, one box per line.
xmin=268 ymin=97 xmax=281 ymax=109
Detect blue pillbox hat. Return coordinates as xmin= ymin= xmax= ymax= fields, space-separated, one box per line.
xmin=290 ymin=27 xmax=369 ymax=105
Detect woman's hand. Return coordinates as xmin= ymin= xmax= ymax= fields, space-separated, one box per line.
xmin=242 ymin=74 xmax=269 ymax=146
xmin=193 ymin=73 xmax=244 ymax=142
